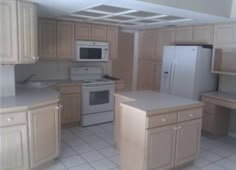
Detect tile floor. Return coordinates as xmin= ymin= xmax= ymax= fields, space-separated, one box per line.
xmin=43 ymin=122 xmax=236 ymax=170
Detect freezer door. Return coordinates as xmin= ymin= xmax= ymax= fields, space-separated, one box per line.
xmin=160 ymin=46 xmax=175 ymax=94
xmin=172 ymin=46 xmax=198 ymax=99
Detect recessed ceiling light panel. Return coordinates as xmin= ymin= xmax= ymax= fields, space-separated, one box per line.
xmin=126 ymin=11 xmax=160 ymax=18
xmin=159 ymin=16 xmax=185 ymax=21
xmin=74 ymin=11 xmax=106 ymax=17
xmin=89 ymin=5 xmax=131 ymax=13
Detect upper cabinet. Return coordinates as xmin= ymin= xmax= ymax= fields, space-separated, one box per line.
xmin=57 ymin=21 xmax=75 ymax=60
xmin=38 ymin=19 xmax=57 ymax=60
xmin=0 ymin=0 xmax=38 ymax=64
xmin=175 ymin=26 xmax=194 ymax=44
xmin=75 ymin=22 xmax=92 ymax=40
xmin=91 ymin=24 xmax=107 ymax=41
xmin=193 ymin=25 xmax=214 ymax=44
xmin=214 ymin=24 xmax=236 ymax=45
xmin=107 ymin=26 xmax=119 ymax=60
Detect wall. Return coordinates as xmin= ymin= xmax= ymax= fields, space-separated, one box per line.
xmin=15 ymin=60 xmax=112 ymax=82
xmin=219 ymin=75 xmax=236 ymax=136
xmin=0 ymin=65 xmax=15 ymax=97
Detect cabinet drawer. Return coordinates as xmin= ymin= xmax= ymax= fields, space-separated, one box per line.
xmin=59 ymin=86 xmax=81 ymax=94
xmin=178 ymin=108 xmax=202 ymax=122
xmin=0 ymin=112 xmax=27 ymax=127
xmin=146 ymin=112 xmax=177 ymax=129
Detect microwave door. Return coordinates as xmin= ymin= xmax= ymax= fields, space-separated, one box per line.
xmin=79 ymin=47 xmax=102 ymax=61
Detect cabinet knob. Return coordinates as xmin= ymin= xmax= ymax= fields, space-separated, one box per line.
xmin=178 ymin=126 xmax=182 ymax=129
xmin=189 ymin=114 xmax=193 ymax=117
xmin=161 ymin=118 xmax=166 ymax=122
xmin=7 ymin=117 xmax=13 ymax=122
xmin=32 ymin=56 xmax=39 ymax=60
xmin=174 ymin=127 xmax=178 ymax=130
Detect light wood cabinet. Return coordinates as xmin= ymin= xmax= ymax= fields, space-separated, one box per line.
xmin=28 ymin=104 xmax=59 ymax=168
xmin=92 ymin=24 xmax=107 ymax=41
xmin=75 ymin=22 xmax=92 ymax=40
xmin=107 ymin=26 xmax=119 ymax=60
xmin=139 ymin=30 xmax=156 ymax=59
xmin=146 ymin=125 xmax=176 ymax=170
xmin=57 ymin=21 xmax=75 ymax=60
xmin=0 ymin=125 xmax=29 ymax=170
xmin=0 ymin=0 xmax=38 ymax=64
xmin=59 ymin=84 xmax=81 ymax=125
xmin=175 ymin=119 xmax=201 ymax=166
xmin=193 ymin=25 xmax=214 ymax=44
xmin=38 ymin=18 xmax=57 ymax=60
xmin=175 ymin=26 xmax=193 ymax=43
xmin=214 ymin=24 xmax=236 ymax=45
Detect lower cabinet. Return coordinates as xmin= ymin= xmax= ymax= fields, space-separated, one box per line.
xmin=0 ymin=125 xmax=29 ymax=170
xmin=28 ymin=104 xmax=59 ymax=168
xmin=145 ymin=119 xmax=201 ymax=170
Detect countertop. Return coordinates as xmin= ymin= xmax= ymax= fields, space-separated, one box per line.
xmin=115 ymin=91 xmax=204 ymax=116
xmin=202 ymin=91 xmax=236 ymax=103
xmin=0 ymin=87 xmax=59 ymax=113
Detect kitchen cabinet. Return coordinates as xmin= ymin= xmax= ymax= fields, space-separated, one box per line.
xmin=175 ymin=26 xmax=194 ymax=43
xmin=193 ymin=25 xmax=214 ymax=44
xmin=0 ymin=0 xmax=38 ymax=64
xmin=38 ymin=18 xmax=57 ymax=60
xmin=75 ymin=22 xmax=92 ymax=40
xmin=139 ymin=30 xmax=157 ymax=59
xmin=92 ymin=24 xmax=107 ymax=41
xmin=0 ymin=124 xmax=29 ymax=170
xmin=28 ymin=104 xmax=60 ymax=168
xmin=57 ymin=21 xmax=75 ymax=60
xmin=115 ymin=80 xmax=125 ymax=92
xmin=156 ymin=28 xmax=176 ymax=60
xmin=58 ymin=84 xmax=81 ymax=125
xmin=214 ymin=24 xmax=236 ymax=45
xmin=138 ymin=59 xmax=161 ymax=91
xmin=175 ymin=119 xmax=201 ymax=166
xmin=107 ymin=26 xmax=119 ymax=60
xmin=146 ymin=125 xmax=176 ymax=170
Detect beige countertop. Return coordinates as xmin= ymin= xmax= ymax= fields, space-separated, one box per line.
xmin=202 ymin=91 xmax=236 ymax=103
xmin=0 ymin=87 xmax=59 ymax=113
xmin=115 ymin=91 xmax=204 ymax=116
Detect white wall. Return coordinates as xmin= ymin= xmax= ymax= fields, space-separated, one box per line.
xmin=219 ymin=75 xmax=236 ymax=136
xmin=0 ymin=65 xmax=15 ymax=97
xmin=138 ymin=0 xmax=233 ymax=17
xmin=15 ymin=61 xmax=112 ymax=82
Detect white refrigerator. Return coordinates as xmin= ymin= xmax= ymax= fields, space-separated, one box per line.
xmin=160 ymin=46 xmax=218 ymax=100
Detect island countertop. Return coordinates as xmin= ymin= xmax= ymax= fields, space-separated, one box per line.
xmin=115 ymin=91 xmax=204 ymax=116
xmin=0 ymin=87 xmax=59 ymax=113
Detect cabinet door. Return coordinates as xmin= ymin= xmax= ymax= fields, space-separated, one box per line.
xmin=0 ymin=125 xmax=29 ymax=170
xmin=175 ymin=119 xmax=202 ymax=166
xmin=107 ymin=26 xmax=119 ymax=60
xmin=175 ymin=26 xmax=193 ymax=43
xmin=156 ymin=28 xmax=175 ymax=60
xmin=38 ymin=18 xmax=57 ymax=60
xmin=0 ymin=0 xmax=18 ymax=64
xmin=18 ymin=0 xmax=38 ymax=63
xmin=139 ymin=30 xmax=156 ymax=59
xmin=92 ymin=24 xmax=107 ymax=41
xmin=146 ymin=125 xmax=176 ymax=170
xmin=214 ymin=24 xmax=236 ymax=45
xmin=57 ymin=21 xmax=75 ymax=60
xmin=75 ymin=22 xmax=92 ymax=40
xmin=28 ymin=104 xmax=59 ymax=168
xmin=152 ymin=62 xmax=162 ymax=91
xmin=193 ymin=25 xmax=214 ymax=44
xmin=60 ymin=93 xmax=81 ymax=124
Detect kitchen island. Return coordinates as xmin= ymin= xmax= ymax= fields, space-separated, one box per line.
xmin=114 ymin=91 xmax=204 ymax=170
xmin=0 ymin=87 xmax=60 ymax=170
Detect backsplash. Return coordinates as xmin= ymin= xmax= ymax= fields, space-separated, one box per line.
xmin=15 ymin=60 xmax=112 ymax=82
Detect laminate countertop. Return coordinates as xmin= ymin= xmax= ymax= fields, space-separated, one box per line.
xmin=115 ymin=91 xmax=204 ymax=116
xmin=0 ymin=87 xmax=59 ymax=113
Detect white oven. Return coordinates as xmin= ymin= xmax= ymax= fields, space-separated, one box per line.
xmin=82 ymin=83 xmax=114 ymax=114
xmin=75 ymin=41 xmax=109 ymax=62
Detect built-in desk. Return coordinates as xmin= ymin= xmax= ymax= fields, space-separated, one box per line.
xmin=201 ymin=92 xmax=236 ymax=136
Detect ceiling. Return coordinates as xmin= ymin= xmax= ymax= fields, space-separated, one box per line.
xmin=33 ymin=0 xmax=235 ymax=29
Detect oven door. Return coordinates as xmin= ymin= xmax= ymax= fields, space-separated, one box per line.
xmin=82 ymin=84 xmax=114 ymax=114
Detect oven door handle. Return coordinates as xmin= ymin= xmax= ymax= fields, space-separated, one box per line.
xmin=82 ymin=85 xmax=115 ymax=89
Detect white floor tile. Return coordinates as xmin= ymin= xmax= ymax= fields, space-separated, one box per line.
xmin=81 ymin=151 xmax=106 ymax=163
xmin=60 ymin=155 xmax=86 ymax=168
xmin=89 ymin=140 xmax=111 ymax=150
xmin=90 ymin=159 xmax=117 ymax=170
xmin=200 ymin=164 xmax=226 ymax=170
xmin=81 ymin=135 xmax=102 ymax=144
xmin=68 ymin=164 xmax=95 ymax=170
xmin=99 ymin=146 xmax=118 ymax=157
xmin=108 ymin=154 xmax=120 ymax=166
xmin=44 ymin=160 xmax=66 ymax=170
xmin=215 ymin=158 xmax=236 ymax=170
xmin=72 ymin=143 xmax=96 ymax=154
xmin=182 ymin=164 xmax=199 ymax=170
xmin=193 ymin=157 xmax=211 ymax=168
xmin=200 ymin=151 xmax=223 ymax=162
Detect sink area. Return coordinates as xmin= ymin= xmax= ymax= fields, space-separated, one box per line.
xmin=17 ymin=81 xmax=57 ymax=88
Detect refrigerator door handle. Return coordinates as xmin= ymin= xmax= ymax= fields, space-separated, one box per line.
xmin=170 ymin=59 xmax=176 ymax=94
xmin=169 ymin=61 xmax=173 ymax=93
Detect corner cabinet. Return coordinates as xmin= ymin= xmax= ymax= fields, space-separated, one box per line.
xmin=0 ymin=0 xmax=38 ymax=64
xmin=28 ymin=104 xmax=60 ymax=169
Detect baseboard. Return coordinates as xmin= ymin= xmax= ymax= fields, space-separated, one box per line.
xmin=228 ymin=131 xmax=236 ymax=138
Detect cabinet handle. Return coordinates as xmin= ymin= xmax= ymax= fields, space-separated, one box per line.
xmin=161 ymin=118 xmax=166 ymax=122
xmin=7 ymin=117 xmax=13 ymax=122
xmin=32 ymin=56 xmax=39 ymax=60
xmin=189 ymin=114 xmax=193 ymax=117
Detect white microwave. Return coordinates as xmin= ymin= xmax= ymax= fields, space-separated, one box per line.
xmin=75 ymin=41 xmax=109 ymax=62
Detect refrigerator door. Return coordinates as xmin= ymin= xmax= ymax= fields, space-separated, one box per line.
xmin=172 ymin=46 xmax=198 ymax=99
xmin=160 ymin=46 xmax=175 ymax=94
